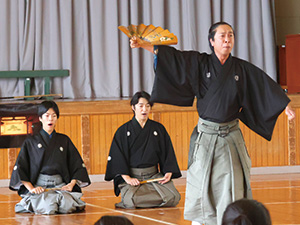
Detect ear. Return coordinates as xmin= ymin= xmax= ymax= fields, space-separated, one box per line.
xmin=131 ymin=105 xmax=135 ymax=112
xmin=209 ymin=38 xmax=214 ymax=47
xmin=39 ymin=117 xmax=42 ymax=122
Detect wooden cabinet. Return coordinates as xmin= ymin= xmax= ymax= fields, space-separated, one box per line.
xmin=278 ymin=45 xmax=287 ymax=87
xmin=285 ymin=34 xmax=300 ymax=93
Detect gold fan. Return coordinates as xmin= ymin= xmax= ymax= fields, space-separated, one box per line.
xmin=118 ymin=24 xmax=178 ymax=45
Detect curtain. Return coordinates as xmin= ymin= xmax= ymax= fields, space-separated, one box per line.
xmin=0 ymin=0 xmax=277 ymax=98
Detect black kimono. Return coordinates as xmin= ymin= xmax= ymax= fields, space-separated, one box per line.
xmin=151 ymin=46 xmax=290 ymax=140
xmin=150 ymin=46 xmax=290 ymax=224
xmin=9 ymin=130 xmax=91 ymax=214
xmin=105 ymin=117 xmax=181 ymax=208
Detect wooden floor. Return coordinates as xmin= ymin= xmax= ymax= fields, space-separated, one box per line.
xmin=0 ymin=173 xmax=300 ymax=225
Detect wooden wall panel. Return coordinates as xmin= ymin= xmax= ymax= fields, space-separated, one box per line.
xmin=240 ymin=112 xmax=288 ymax=167
xmin=0 ymin=149 xmax=8 ymax=179
xmin=55 ymin=115 xmax=82 ymax=155
xmin=0 ymin=96 xmax=298 ymax=179
xmin=1 ymin=148 xmax=21 ymax=179
xmin=296 ymin=108 xmax=300 ymax=165
xmin=160 ymin=111 xmax=198 ymax=170
xmin=272 ymin=113 xmax=288 ymax=165
xmin=160 ymin=111 xmax=288 ymax=170
xmin=7 ymin=148 xmax=20 ymax=179
xmin=89 ymin=113 xmax=133 ymax=174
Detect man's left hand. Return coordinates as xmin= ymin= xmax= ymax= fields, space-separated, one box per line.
xmin=159 ymin=172 xmax=172 ymax=184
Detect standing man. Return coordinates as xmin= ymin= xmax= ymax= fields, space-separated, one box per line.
xmin=130 ymin=22 xmax=295 ymax=225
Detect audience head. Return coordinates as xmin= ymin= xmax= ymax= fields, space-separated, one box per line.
xmin=222 ymin=199 xmax=272 ymax=225
xmin=94 ymin=215 xmax=133 ymax=225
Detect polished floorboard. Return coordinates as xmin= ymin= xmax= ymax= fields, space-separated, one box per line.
xmin=0 ymin=173 xmax=300 ymax=225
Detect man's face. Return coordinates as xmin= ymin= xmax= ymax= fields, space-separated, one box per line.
xmin=210 ymin=24 xmax=234 ymax=58
xmin=39 ymin=108 xmax=57 ymax=134
xmin=132 ymin=97 xmax=151 ymax=122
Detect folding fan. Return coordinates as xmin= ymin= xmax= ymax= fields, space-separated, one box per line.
xmin=118 ymin=24 xmax=178 ymax=45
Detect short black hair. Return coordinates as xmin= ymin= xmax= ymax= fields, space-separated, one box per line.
xmin=222 ymin=199 xmax=272 ymax=225
xmin=38 ymin=100 xmax=60 ymax=118
xmin=130 ymin=91 xmax=153 ymax=107
xmin=208 ymin=21 xmax=235 ymax=51
xmin=95 ymin=215 xmax=133 ymax=225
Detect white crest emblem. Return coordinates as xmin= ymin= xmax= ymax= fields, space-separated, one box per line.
xmin=82 ymin=163 xmax=86 ymax=168
xmin=206 ymin=72 xmax=211 ymax=78
xmin=37 ymin=143 xmax=42 ymax=148
xmin=108 ymin=156 xmax=112 ymax=161
xmin=60 ymin=147 xmax=64 ymax=152
xmin=13 ymin=165 xmax=17 ymax=170
xmin=127 ymin=131 xmax=130 ymax=136
xmin=234 ymin=75 xmax=239 ymax=81
xmin=154 ymin=131 xmax=158 ymax=136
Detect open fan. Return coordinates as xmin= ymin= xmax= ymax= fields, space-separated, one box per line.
xmin=118 ymin=24 xmax=178 ymax=45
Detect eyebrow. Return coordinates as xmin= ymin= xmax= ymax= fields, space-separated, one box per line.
xmin=45 ymin=113 xmax=57 ymax=115
xmin=219 ymin=31 xmax=234 ymax=34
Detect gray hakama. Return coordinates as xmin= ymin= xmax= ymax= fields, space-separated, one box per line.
xmin=184 ymin=118 xmax=252 ymax=225
xmin=15 ymin=174 xmax=86 ymax=214
xmin=116 ymin=166 xmax=181 ymax=209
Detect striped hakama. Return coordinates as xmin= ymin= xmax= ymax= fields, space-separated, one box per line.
xmin=184 ymin=118 xmax=252 ymax=225
xmin=116 ymin=166 xmax=181 ymax=209
xmin=15 ymin=174 xmax=86 ymax=214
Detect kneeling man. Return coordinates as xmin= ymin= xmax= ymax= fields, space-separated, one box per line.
xmin=105 ymin=91 xmax=181 ymax=209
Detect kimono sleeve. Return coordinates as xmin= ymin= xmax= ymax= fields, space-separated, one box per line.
xmin=238 ymin=61 xmax=290 ymax=141
xmin=104 ymin=126 xmax=130 ymax=181
xmin=157 ymin=124 xmax=182 ymax=179
xmin=66 ymin=136 xmax=91 ymax=188
xmin=151 ymin=45 xmax=199 ymax=106
xmin=9 ymin=139 xmax=31 ymax=191
xmin=105 ymin=126 xmax=131 ymax=196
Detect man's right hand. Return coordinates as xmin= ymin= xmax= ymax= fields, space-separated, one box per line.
xmin=130 ymin=36 xmax=141 ymax=49
xmin=30 ymin=186 xmax=45 ymax=194
xmin=121 ymin=175 xmax=140 ymax=186
xmin=130 ymin=36 xmax=155 ymax=53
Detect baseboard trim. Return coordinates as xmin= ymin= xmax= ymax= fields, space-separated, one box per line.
xmin=250 ymin=165 xmax=300 ymax=175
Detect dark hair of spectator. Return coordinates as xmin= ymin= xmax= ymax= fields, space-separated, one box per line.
xmin=130 ymin=91 xmax=153 ymax=107
xmin=38 ymin=100 xmax=60 ymax=119
xmin=94 ymin=215 xmax=134 ymax=225
xmin=208 ymin=21 xmax=235 ymax=51
xmin=221 ymin=199 xmax=272 ymax=225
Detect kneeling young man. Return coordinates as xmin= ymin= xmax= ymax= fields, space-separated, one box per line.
xmin=105 ymin=91 xmax=181 ymax=209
